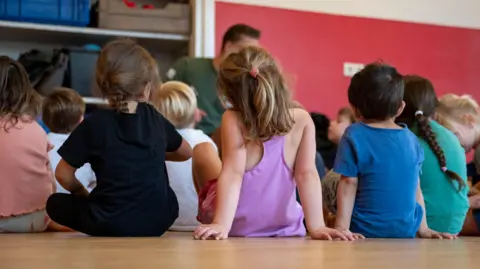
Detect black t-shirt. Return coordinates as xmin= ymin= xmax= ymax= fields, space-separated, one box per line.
xmin=58 ymin=102 xmax=182 ymax=235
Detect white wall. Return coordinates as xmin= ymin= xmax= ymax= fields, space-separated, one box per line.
xmin=217 ymin=0 xmax=480 ymax=29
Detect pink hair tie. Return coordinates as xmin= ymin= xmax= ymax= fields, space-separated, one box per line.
xmin=249 ymin=67 xmax=259 ymax=78
xmin=441 ymin=167 xmax=447 ymax=172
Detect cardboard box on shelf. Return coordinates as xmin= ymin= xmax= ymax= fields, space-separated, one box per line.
xmin=99 ymin=0 xmax=191 ymax=34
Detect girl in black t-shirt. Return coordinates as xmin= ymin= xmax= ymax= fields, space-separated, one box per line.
xmin=46 ymin=39 xmax=192 ymax=236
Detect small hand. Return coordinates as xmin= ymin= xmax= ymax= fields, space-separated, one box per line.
xmin=311 ymin=227 xmax=351 ymax=241
xmin=47 ymin=142 xmax=54 ymax=152
xmin=194 ymin=109 xmax=207 ymax=123
xmin=333 ymin=228 xmax=365 ymax=241
xmin=469 ymin=194 xmax=480 ymax=209
xmin=418 ymin=228 xmax=456 ymax=239
xmin=194 ymin=223 xmax=228 ymax=240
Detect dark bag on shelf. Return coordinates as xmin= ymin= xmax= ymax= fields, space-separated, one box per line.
xmin=18 ymin=49 xmax=69 ymax=96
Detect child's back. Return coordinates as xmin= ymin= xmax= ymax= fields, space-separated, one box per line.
xmin=414 ymin=121 xmax=468 ymax=233
xmin=228 ymin=109 xmax=307 ymax=236
xmin=0 ymin=56 xmax=53 ymax=233
xmin=0 ymin=120 xmax=53 ymax=217
xmin=45 ymin=40 xmax=192 ymax=237
xmin=336 ymin=122 xmax=423 ymax=237
xmin=42 ymin=88 xmax=96 ymax=194
xmin=59 ymin=103 xmax=180 ymax=234
xmin=167 ymin=128 xmax=216 ymax=231
xmin=333 ymin=63 xmax=454 ymax=239
xmin=194 ymin=46 xmax=346 ymax=241
xmin=153 ymin=81 xmax=218 ymax=231
xmin=397 ymin=78 xmax=469 ymax=234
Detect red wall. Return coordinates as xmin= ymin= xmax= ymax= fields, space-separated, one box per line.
xmin=215 ymin=2 xmax=480 ymax=118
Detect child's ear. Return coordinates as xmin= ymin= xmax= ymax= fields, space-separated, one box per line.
xmin=350 ymin=105 xmax=361 ymax=119
xmin=463 ymin=114 xmax=475 ymax=129
xmin=78 ymin=115 xmax=84 ymax=124
xmin=395 ymin=101 xmax=406 ymax=118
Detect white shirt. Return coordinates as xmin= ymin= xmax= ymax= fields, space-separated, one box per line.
xmin=47 ymin=133 xmax=96 ymax=193
xmin=167 ymin=128 xmax=218 ymax=231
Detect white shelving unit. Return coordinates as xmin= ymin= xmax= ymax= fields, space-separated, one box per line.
xmin=0 ymin=0 xmax=216 ymax=105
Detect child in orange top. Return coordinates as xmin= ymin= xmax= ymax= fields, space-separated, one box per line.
xmin=0 ymin=56 xmax=55 ymax=233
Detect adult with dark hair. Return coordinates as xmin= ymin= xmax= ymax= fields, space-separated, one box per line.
xmin=166 ymin=24 xmax=261 ymax=136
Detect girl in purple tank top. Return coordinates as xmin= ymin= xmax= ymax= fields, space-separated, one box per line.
xmin=192 ymin=47 xmax=350 ymax=241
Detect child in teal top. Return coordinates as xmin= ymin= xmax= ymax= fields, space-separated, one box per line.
xmin=397 ymin=75 xmax=469 ymax=234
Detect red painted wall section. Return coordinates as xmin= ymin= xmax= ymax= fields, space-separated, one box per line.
xmin=215 ymin=2 xmax=480 ymax=118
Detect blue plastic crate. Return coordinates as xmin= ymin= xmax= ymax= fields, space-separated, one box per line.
xmin=0 ymin=0 xmax=90 ymax=26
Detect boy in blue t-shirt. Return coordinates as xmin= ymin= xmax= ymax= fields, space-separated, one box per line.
xmin=332 ymin=63 xmax=456 ymax=239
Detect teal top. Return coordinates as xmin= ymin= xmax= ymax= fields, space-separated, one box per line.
xmin=412 ymin=120 xmax=469 ymax=234
xmin=166 ymin=57 xmax=224 ymax=135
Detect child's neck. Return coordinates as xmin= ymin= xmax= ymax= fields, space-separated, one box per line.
xmin=362 ymin=118 xmax=402 ymax=129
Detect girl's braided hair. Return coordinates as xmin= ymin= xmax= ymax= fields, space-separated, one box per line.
xmin=398 ymin=75 xmax=465 ymax=191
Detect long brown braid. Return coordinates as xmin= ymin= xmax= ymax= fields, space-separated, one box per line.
xmin=416 ymin=112 xmax=465 ymax=191
xmin=397 ymin=75 xmax=465 ymax=191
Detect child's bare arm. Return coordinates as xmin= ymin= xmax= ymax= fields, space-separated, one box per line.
xmin=294 ymin=113 xmax=351 ymax=240
xmin=294 ymin=115 xmax=326 ymax=232
xmin=194 ymin=111 xmax=246 ymax=240
xmin=165 ymin=139 xmax=192 ymax=162
xmin=416 ymin=180 xmax=429 ymax=233
xmin=334 ymin=176 xmax=357 ymax=230
xmin=55 ymin=159 xmax=88 ymax=197
xmin=212 ymin=111 xmax=246 ymax=229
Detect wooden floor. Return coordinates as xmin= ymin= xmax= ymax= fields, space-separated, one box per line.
xmin=0 ymin=232 xmax=478 ymax=269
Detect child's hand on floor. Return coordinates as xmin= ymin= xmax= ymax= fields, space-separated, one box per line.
xmin=330 ymin=228 xmax=365 ymax=241
xmin=311 ymin=227 xmax=360 ymax=241
xmin=417 ymin=228 xmax=456 ymax=239
xmin=194 ymin=223 xmax=228 ymax=240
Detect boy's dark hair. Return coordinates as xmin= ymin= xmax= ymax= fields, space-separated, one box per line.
xmin=348 ymin=63 xmax=404 ymax=120
xmin=398 ymin=75 xmax=465 ymax=191
xmin=221 ymin=24 xmax=261 ymax=52
xmin=0 ymin=56 xmax=42 ymax=131
xmin=42 ymin=87 xmax=85 ymax=134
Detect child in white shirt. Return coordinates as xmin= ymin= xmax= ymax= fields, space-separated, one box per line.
xmin=153 ymin=81 xmax=217 ymax=231
xmin=42 ymin=88 xmax=96 ymax=193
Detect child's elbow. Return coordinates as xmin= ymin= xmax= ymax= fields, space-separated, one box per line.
xmin=167 ymin=140 xmax=192 ymax=162
xmin=294 ymin=169 xmax=318 ymax=185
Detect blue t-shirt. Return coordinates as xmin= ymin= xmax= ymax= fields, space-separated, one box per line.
xmin=334 ymin=122 xmax=424 ymax=238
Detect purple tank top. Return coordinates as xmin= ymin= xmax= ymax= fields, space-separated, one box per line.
xmin=229 ymin=136 xmax=306 ymax=237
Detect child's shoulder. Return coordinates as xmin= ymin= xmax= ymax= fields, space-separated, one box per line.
xmin=179 ymin=128 xmax=216 ymax=149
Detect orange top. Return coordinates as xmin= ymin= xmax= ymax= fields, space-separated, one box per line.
xmin=0 ymin=119 xmax=53 ymax=217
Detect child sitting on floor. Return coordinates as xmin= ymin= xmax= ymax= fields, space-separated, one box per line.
xmin=330 ymin=62 xmax=454 ymax=239
xmin=193 ymin=46 xmax=349 ymax=241
xmin=435 ymin=94 xmax=480 ymax=236
xmin=43 ymin=88 xmax=96 ymax=194
xmin=152 ymin=81 xmax=217 ymax=232
xmin=45 ymin=39 xmax=192 ymax=237
xmin=396 ymin=75 xmax=468 ymax=235
xmin=0 ymin=56 xmax=54 ymax=233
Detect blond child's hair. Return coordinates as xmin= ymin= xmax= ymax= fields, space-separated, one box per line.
xmin=152 ymin=81 xmax=197 ymax=129
xmin=436 ymin=94 xmax=480 ymax=132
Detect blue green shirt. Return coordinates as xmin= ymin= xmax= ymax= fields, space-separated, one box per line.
xmin=412 ymin=120 xmax=469 ymax=234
